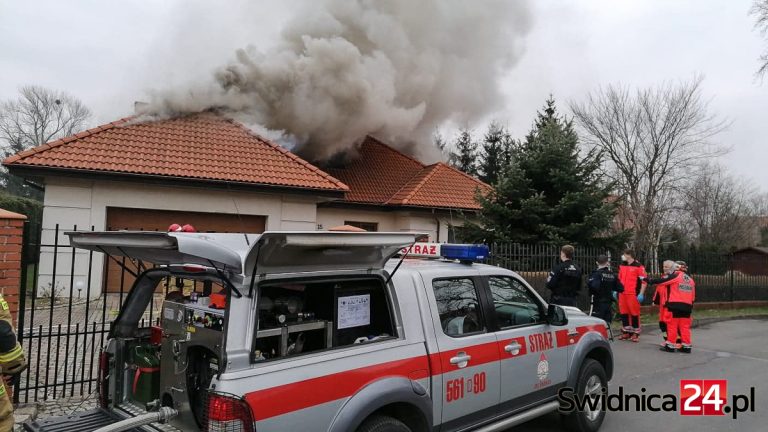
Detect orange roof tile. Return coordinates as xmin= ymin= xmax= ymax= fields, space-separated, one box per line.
xmin=389 ymin=163 xmax=491 ymax=209
xmin=326 ymin=137 xmax=424 ymax=204
xmin=4 ymin=115 xmax=487 ymax=210
xmin=329 ymin=137 xmax=490 ymax=210
xmin=3 ymin=113 xmax=348 ymax=193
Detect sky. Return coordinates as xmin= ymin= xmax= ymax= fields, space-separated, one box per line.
xmin=1 ymin=0 xmax=767 ymax=187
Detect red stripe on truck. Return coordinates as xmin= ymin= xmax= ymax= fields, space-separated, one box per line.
xmin=244 ymin=355 xmax=430 ymax=421
xmin=556 ymin=325 xmax=608 ymax=347
xmin=245 ymin=326 xmax=606 ymax=421
xmin=245 ymin=341 xmax=501 ymax=421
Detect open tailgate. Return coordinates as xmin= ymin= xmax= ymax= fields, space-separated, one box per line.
xmin=67 ymin=231 xmax=258 ymax=274
xmin=67 ymin=231 xmax=419 ymax=277
xmin=244 ymin=232 xmax=419 ymax=276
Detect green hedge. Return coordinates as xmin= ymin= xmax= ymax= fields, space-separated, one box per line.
xmin=0 ymin=191 xmax=42 ymax=224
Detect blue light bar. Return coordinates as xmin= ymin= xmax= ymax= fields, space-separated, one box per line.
xmin=440 ymin=244 xmax=490 ymax=262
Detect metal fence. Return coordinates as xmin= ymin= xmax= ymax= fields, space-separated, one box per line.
xmin=486 ymin=243 xmax=768 ymax=306
xmin=15 ymin=223 xmax=163 ymax=404
xmin=12 ymin=226 xmax=768 ymax=404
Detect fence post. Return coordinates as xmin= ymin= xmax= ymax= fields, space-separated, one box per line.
xmin=0 ymin=209 xmax=27 ymax=322
xmin=729 ymin=253 xmax=735 ymax=302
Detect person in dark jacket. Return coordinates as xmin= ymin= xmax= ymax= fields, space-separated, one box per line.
xmin=587 ymin=255 xmax=624 ymax=324
xmin=546 ymin=245 xmax=582 ymax=307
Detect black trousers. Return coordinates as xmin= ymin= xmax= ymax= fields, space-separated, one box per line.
xmin=591 ymin=301 xmax=613 ymax=325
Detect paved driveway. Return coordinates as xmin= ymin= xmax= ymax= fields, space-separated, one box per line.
xmin=515 ymin=319 xmax=768 ymax=431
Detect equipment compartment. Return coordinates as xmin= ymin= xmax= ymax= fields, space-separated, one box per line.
xmin=252 ymin=278 xmax=396 ymax=363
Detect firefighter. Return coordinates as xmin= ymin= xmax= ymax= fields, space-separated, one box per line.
xmin=617 ymin=249 xmax=648 ymax=342
xmin=650 ymin=260 xmax=676 ymax=346
xmin=0 ymin=294 xmax=27 ymax=431
xmin=546 ymin=245 xmax=582 ymax=307
xmin=587 ymin=255 xmax=624 ymax=325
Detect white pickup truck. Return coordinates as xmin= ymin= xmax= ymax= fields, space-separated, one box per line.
xmin=25 ymin=231 xmax=613 ymax=432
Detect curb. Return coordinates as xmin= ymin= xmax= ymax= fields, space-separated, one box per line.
xmin=691 ymin=314 xmax=768 ymax=328
xmin=609 ymin=314 xmax=768 ymax=334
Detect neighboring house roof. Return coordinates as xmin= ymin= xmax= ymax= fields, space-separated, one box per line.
xmin=2 ymin=113 xmax=349 ymax=193
xmin=327 ymin=137 xmax=490 ymax=210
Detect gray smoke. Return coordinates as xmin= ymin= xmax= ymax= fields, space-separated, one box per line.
xmin=145 ymin=0 xmax=531 ymax=161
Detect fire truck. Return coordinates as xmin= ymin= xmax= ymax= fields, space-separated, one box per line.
xmin=25 ymin=231 xmax=613 ymax=432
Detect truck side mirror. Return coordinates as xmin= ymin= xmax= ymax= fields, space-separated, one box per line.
xmin=547 ymin=304 xmax=568 ymax=326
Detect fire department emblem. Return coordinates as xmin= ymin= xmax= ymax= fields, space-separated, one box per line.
xmin=537 ymin=353 xmax=549 ymax=380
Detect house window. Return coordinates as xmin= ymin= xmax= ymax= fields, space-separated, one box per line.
xmin=344 ymin=221 xmax=379 ymax=232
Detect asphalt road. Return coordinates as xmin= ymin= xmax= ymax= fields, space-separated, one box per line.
xmin=514 ymin=319 xmax=768 ymax=432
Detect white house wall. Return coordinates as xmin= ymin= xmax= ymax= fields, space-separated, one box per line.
xmin=38 ymin=176 xmax=470 ymax=299
xmin=316 ymin=207 xmax=456 ymax=242
xmin=316 ymin=207 xmax=399 ymax=232
xmin=38 ymin=177 xmax=319 ymax=299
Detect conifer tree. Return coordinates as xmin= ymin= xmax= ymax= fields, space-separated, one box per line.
xmin=450 ymin=128 xmax=478 ymax=176
xmin=478 ymin=122 xmax=507 ymax=185
xmin=464 ymin=97 xmax=621 ymax=246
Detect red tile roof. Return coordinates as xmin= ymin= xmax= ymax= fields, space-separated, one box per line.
xmin=3 ymin=115 xmax=488 ymax=210
xmin=3 ymin=113 xmax=348 ymax=193
xmin=326 ymin=136 xmax=424 ymax=204
xmin=328 ymin=137 xmax=490 ymax=210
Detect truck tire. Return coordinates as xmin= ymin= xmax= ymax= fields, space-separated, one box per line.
xmin=357 ymin=414 xmax=412 ymax=432
xmin=562 ymin=358 xmax=607 ymax=432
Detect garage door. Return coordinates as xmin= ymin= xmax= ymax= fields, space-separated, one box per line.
xmin=104 ymin=207 xmax=266 ymax=293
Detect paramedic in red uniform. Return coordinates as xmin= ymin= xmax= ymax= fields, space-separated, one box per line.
xmin=651 ymin=260 xmax=676 ymax=346
xmin=647 ymin=261 xmax=696 ymax=353
xmin=667 ymin=264 xmax=695 ymax=353
xmin=617 ymin=249 xmax=647 ymax=342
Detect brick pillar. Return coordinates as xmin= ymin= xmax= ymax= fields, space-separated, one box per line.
xmin=0 ymin=209 xmax=26 ymax=323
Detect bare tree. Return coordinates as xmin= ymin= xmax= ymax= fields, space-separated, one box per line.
xmin=0 ymin=85 xmax=91 ymax=196
xmin=753 ymin=0 xmax=768 ymax=77
xmin=680 ymin=163 xmax=760 ymax=250
xmin=570 ymin=77 xmax=727 ymax=266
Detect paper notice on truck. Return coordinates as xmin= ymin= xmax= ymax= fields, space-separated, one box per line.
xmin=338 ymin=294 xmax=371 ymax=329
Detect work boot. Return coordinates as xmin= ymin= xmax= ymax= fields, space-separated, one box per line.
xmin=631 ymin=334 xmax=639 ymax=343
xmin=659 ymin=344 xmax=676 ymax=353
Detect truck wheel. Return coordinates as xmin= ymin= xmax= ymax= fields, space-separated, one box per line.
xmin=357 ymin=414 xmax=412 ymax=432
xmin=562 ymin=359 xmax=607 ymax=432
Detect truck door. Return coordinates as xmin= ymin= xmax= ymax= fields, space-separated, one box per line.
xmin=485 ymin=276 xmax=568 ymax=413
xmin=426 ymin=276 xmax=501 ymax=431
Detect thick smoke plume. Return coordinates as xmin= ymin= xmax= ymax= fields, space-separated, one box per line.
xmin=146 ymin=0 xmax=531 ymax=161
